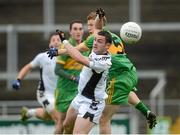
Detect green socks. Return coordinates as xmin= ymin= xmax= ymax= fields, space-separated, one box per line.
xmin=135 ymin=101 xmax=150 ymax=117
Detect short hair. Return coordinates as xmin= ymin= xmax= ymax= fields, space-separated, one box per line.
xmin=69 ymin=20 xmax=83 ymax=30
xmin=87 ymin=11 xmax=107 ymax=25
xmin=87 ymin=11 xmax=96 ymax=20
xmin=49 ymin=32 xmax=59 ymax=41
xmin=98 ymin=31 xmax=112 ymax=44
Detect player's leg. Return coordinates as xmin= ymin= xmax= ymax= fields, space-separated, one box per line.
xmin=63 ymin=105 xmax=78 ymax=134
xmin=36 ymin=90 xmax=66 ymax=133
xmin=34 ymin=108 xmax=51 ymax=120
xmin=43 ymin=97 xmax=67 ymax=134
xmin=36 ymin=91 xmax=54 ymax=120
xmin=102 ymin=69 xmax=137 ymax=134
xmin=21 ymin=90 xmax=52 ymax=121
xmin=128 ymin=90 xmax=157 ymax=129
xmin=128 ymin=90 xmax=149 ymax=116
xmin=99 ymin=105 xmax=119 ymax=134
xmin=73 ymin=97 xmax=105 ymax=134
xmin=30 ymin=106 xmax=67 ymax=133
xmin=53 ymin=111 xmax=66 ymax=134
xmin=21 ymin=107 xmax=51 ymax=121
xmin=73 ymin=116 xmax=94 ymax=134
xmin=54 ymin=88 xmax=75 ymax=134
xmin=45 ymin=91 xmax=67 ymax=134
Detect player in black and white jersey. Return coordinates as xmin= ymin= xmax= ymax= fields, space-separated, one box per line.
xmin=48 ymin=30 xmax=112 ymax=134
xmin=12 ymin=32 xmax=61 ymax=133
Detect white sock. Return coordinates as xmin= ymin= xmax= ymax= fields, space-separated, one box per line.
xmin=27 ymin=109 xmax=36 ymax=118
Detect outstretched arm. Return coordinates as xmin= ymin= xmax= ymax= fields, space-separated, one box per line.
xmin=16 ymin=63 xmax=33 ymax=80
xmin=55 ymin=63 xmax=79 ymax=82
xmin=55 ymin=30 xmax=90 ymax=67
xmin=57 ymin=42 xmax=89 ymax=55
xmin=95 ymin=8 xmax=105 ymax=30
xmin=12 ymin=63 xmax=33 ymax=90
xmin=63 ymin=41 xmax=90 ymax=67
xmin=94 ymin=8 xmax=106 ymax=33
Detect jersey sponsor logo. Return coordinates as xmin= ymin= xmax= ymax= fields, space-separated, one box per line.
xmin=94 ymin=56 xmax=110 ymax=61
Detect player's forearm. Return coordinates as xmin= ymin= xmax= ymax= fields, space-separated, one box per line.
xmin=64 ymin=43 xmax=89 ymax=67
xmin=75 ymin=42 xmax=89 ymax=52
xmin=58 ymin=48 xmax=68 ymax=55
xmin=95 ymin=16 xmax=104 ymax=30
xmin=55 ymin=64 xmax=77 ymax=81
xmin=17 ymin=63 xmax=32 ymax=80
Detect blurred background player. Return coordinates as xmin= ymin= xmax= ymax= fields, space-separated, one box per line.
xmin=55 ymin=11 xmax=99 ymax=55
xmin=12 ymin=32 xmax=61 ymax=133
xmin=58 ymin=30 xmax=112 ymax=134
xmin=53 ymin=20 xmax=88 ymax=133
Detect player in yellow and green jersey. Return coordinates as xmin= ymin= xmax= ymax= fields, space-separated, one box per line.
xmin=53 ymin=20 xmax=89 ymax=134
xmin=83 ymin=9 xmax=157 ymax=133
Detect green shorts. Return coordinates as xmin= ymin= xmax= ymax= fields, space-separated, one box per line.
xmin=106 ymin=67 xmax=138 ymax=105
xmin=55 ymin=88 xmax=78 ymax=112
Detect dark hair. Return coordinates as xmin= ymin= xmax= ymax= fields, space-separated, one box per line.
xmin=98 ymin=31 xmax=112 ymax=44
xmin=49 ymin=32 xmax=59 ymax=41
xmin=69 ymin=20 xmax=83 ymax=30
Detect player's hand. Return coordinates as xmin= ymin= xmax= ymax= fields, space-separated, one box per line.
xmin=47 ymin=47 xmax=58 ymax=59
xmin=71 ymin=76 xmax=80 ymax=83
xmin=56 ymin=29 xmax=66 ymax=42
xmin=12 ymin=79 xmax=21 ymax=90
xmin=96 ymin=8 xmax=105 ymax=19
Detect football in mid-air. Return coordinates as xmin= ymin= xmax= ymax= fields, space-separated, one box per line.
xmin=120 ymin=22 xmax=142 ymax=45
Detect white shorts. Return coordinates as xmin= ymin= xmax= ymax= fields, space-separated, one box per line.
xmin=71 ymin=94 xmax=105 ymax=124
xmin=37 ymin=90 xmax=55 ymax=114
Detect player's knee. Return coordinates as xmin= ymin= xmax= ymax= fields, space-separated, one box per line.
xmin=43 ymin=114 xmax=51 ymax=121
xmin=50 ymin=110 xmax=59 ymax=123
xmin=63 ymin=121 xmax=73 ymax=134
xmin=100 ymin=115 xmax=110 ymax=125
xmin=63 ymin=122 xmax=70 ymax=131
xmin=73 ymin=129 xmax=83 ymax=134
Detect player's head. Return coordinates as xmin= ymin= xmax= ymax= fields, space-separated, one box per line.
xmin=49 ymin=32 xmax=61 ymax=48
xmin=93 ymin=31 xmax=112 ymax=55
xmin=69 ymin=20 xmax=84 ymax=43
xmin=87 ymin=10 xmax=107 ymax=35
xmin=87 ymin=11 xmax=96 ymax=34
